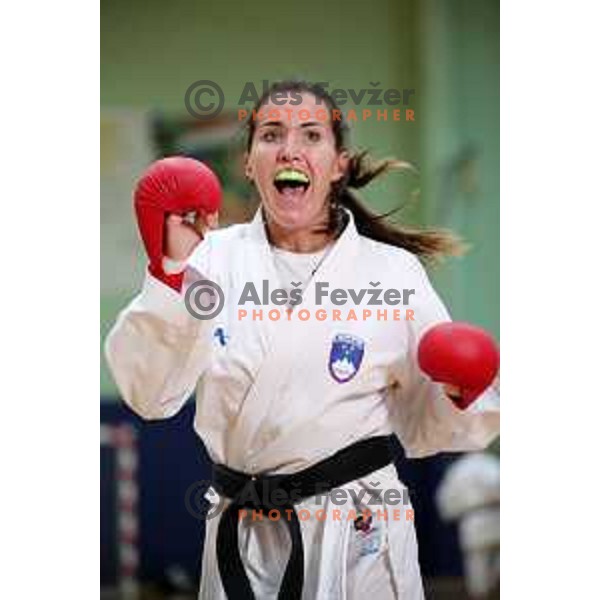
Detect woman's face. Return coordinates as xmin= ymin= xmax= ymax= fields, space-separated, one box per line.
xmin=245 ymin=92 xmax=348 ymax=232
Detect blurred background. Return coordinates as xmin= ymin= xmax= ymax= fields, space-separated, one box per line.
xmin=101 ymin=0 xmax=499 ymax=598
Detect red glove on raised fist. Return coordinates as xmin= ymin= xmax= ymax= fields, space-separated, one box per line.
xmin=417 ymin=322 xmax=499 ymax=410
xmin=133 ymin=156 xmax=222 ymax=291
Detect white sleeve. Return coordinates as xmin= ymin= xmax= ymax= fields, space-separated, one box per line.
xmin=389 ymin=256 xmax=500 ymax=458
xmin=104 ymin=243 xmax=214 ymax=421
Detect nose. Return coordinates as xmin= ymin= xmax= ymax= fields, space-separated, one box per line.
xmin=277 ymin=130 xmax=303 ymax=163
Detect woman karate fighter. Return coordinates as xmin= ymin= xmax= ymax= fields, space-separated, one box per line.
xmin=106 ymin=80 xmax=500 ymax=599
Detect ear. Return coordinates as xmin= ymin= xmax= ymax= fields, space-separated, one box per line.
xmin=331 ymin=150 xmax=350 ymax=183
xmin=243 ymin=151 xmax=253 ymax=180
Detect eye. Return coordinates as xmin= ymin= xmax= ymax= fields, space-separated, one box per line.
xmin=260 ymin=129 xmax=279 ymax=142
xmin=305 ymin=129 xmax=321 ymax=143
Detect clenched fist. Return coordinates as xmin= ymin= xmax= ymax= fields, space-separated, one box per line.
xmin=133 ymin=157 xmax=222 ymax=290
xmin=164 ymin=211 xmax=219 ymax=262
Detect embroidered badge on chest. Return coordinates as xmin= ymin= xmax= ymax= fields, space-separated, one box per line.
xmin=328 ymin=333 xmax=365 ymax=383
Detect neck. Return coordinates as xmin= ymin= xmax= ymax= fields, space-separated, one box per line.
xmin=267 ymin=223 xmax=333 ymax=253
xmin=264 ymin=211 xmax=335 ymax=253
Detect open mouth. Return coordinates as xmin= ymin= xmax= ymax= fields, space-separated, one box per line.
xmin=273 ymin=167 xmax=311 ymax=197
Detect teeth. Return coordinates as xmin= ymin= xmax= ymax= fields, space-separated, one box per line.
xmin=274 ymin=168 xmax=310 ymax=184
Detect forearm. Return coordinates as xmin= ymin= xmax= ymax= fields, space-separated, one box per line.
xmin=105 ymin=272 xmax=209 ymax=419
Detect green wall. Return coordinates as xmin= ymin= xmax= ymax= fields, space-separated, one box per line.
xmin=418 ymin=0 xmax=500 ymax=338
xmin=101 ymin=0 xmax=421 ymax=168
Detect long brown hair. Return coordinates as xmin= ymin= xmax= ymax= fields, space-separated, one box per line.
xmin=245 ymin=80 xmax=464 ymax=262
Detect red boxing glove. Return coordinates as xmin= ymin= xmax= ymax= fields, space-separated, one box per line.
xmin=133 ymin=156 xmax=222 ymax=291
xmin=417 ymin=322 xmax=499 ymax=410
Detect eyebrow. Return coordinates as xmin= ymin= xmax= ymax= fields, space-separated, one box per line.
xmin=257 ymin=120 xmax=327 ymax=129
xmin=300 ymin=121 xmax=326 ymax=128
xmin=257 ymin=120 xmax=284 ymax=129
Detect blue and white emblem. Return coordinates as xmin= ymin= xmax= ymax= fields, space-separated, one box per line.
xmin=213 ymin=327 xmax=229 ymax=347
xmin=328 ymin=333 xmax=365 ymax=383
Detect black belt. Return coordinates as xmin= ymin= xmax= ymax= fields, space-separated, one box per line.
xmin=213 ymin=435 xmax=393 ymax=600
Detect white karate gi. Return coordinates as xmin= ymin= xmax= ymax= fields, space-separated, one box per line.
xmin=105 ymin=208 xmax=500 ymax=599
